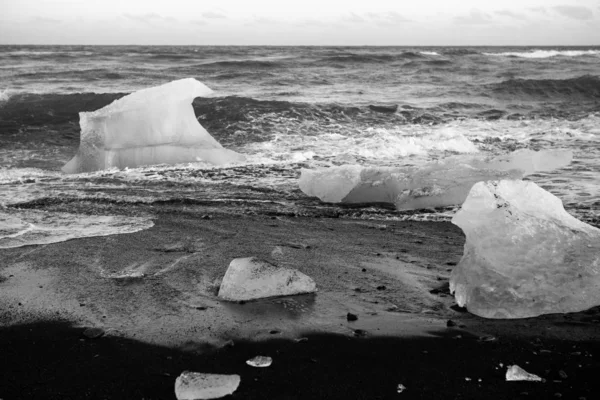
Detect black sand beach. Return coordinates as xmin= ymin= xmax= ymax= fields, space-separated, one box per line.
xmin=1 ymin=206 xmax=599 ymax=399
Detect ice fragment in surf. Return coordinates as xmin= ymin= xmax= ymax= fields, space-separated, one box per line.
xmin=62 ymin=78 xmax=244 ymax=173
xmin=175 ymin=372 xmax=240 ymax=400
xmin=450 ymin=180 xmax=600 ymax=319
xmin=218 ymin=257 xmax=317 ymax=301
xmin=299 ymin=149 xmax=572 ymax=210
xmin=505 ymin=365 xmax=542 ymax=382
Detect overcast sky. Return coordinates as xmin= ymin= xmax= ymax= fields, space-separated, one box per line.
xmin=1 ymin=0 xmax=599 ymax=45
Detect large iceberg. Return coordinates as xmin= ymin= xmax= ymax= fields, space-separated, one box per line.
xmin=63 ymin=78 xmax=244 ymax=173
xmin=450 ymin=180 xmax=600 ymax=319
xmin=299 ymin=149 xmax=572 ymax=210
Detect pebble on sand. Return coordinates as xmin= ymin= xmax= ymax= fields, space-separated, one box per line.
xmin=246 ymin=356 xmax=273 ymax=368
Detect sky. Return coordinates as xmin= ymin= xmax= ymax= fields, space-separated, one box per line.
xmin=1 ymin=0 xmax=599 ymax=45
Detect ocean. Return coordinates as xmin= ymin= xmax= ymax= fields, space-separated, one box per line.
xmin=1 ymin=45 xmax=599 ymax=238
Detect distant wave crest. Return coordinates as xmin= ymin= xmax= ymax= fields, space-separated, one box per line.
xmin=485 ymin=50 xmax=600 ymax=58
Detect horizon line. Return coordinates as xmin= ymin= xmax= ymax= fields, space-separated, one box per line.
xmin=1 ymin=43 xmax=600 ymax=47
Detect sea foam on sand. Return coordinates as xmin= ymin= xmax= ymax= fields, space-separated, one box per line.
xmin=63 ymin=78 xmax=244 ymax=173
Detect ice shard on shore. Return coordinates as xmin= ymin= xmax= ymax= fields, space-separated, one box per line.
xmin=299 ymin=149 xmax=572 ymax=210
xmin=218 ymin=257 xmax=317 ymax=301
xmin=175 ymin=372 xmax=240 ymax=400
xmin=450 ymin=180 xmax=600 ymax=319
xmin=62 ymin=78 xmax=244 ymax=173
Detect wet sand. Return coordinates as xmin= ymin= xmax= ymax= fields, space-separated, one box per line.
xmin=1 ymin=205 xmax=599 ymax=399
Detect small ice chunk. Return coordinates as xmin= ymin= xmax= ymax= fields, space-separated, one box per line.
xmin=175 ymin=372 xmax=240 ymax=400
xmin=63 ymin=78 xmax=244 ymax=173
xmin=450 ymin=180 xmax=600 ymax=319
xmin=218 ymin=257 xmax=317 ymax=301
xmin=299 ymin=149 xmax=572 ymax=210
xmin=246 ymin=356 xmax=273 ymax=367
xmin=506 ymin=365 xmax=542 ymax=382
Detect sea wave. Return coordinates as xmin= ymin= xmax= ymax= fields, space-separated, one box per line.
xmin=317 ymin=51 xmax=426 ymax=64
xmin=490 ymin=75 xmax=600 ymax=99
xmin=0 ymin=92 xmax=125 ymax=129
xmin=485 ymin=49 xmax=600 ymax=58
xmin=197 ymin=59 xmax=284 ymax=69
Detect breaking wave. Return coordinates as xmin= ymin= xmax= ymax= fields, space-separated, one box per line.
xmin=485 ymin=49 xmax=600 ymax=58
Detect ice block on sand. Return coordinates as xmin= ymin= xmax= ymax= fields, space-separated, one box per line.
xmin=218 ymin=257 xmax=317 ymax=301
xmin=450 ymin=180 xmax=600 ymax=319
xmin=299 ymin=149 xmax=572 ymax=210
xmin=63 ymin=78 xmax=244 ymax=173
xmin=175 ymin=372 xmax=240 ymax=400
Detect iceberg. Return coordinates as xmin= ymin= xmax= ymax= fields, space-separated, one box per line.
xmin=218 ymin=257 xmax=317 ymax=301
xmin=299 ymin=149 xmax=572 ymax=210
xmin=450 ymin=180 xmax=600 ymax=319
xmin=63 ymin=78 xmax=244 ymax=173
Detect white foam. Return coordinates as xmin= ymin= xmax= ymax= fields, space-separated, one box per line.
xmin=484 ymin=50 xmax=600 ymax=58
xmin=245 ymin=124 xmax=478 ymax=164
xmin=0 ymin=88 xmax=14 ymax=102
xmin=0 ymin=209 xmax=154 ymax=249
xmin=419 ymin=51 xmax=440 ymax=56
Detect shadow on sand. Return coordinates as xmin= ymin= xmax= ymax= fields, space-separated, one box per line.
xmin=1 ymin=319 xmax=599 ymax=399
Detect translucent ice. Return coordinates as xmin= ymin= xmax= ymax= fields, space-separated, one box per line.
xmin=450 ymin=180 xmax=600 ymax=319
xmin=175 ymin=372 xmax=240 ymax=400
xmin=218 ymin=257 xmax=317 ymax=301
xmin=63 ymin=78 xmax=244 ymax=173
xmin=505 ymin=365 xmax=542 ymax=382
xmin=299 ymin=149 xmax=572 ymax=210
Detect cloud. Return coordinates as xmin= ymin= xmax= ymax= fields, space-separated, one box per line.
xmin=454 ymin=9 xmax=492 ymax=25
xmin=244 ymin=15 xmax=280 ymax=26
xmin=32 ymin=16 xmax=62 ymax=24
xmin=123 ymin=13 xmax=175 ymax=24
xmin=190 ymin=19 xmax=208 ymax=26
xmin=495 ymin=10 xmax=527 ymax=20
xmin=202 ymin=11 xmax=227 ymax=19
xmin=366 ymin=11 xmax=410 ymax=25
xmin=529 ymin=7 xmax=548 ymax=14
xmin=297 ymin=19 xmax=327 ymax=27
xmin=553 ymin=5 xmax=594 ymax=20
xmin=342 ymin=12 xmax=366 ymax=23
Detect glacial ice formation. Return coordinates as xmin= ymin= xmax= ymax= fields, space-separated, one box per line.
xmin=0 ymin=209 xmax=154 ymax=249
xmin=299 ymin=149 xmax=572 ymax=210
xmin=63 ymin=78 xmax=244 ymax=173
xmin=450 ymin=180 xmax=600 ymax=319
xmin=218 ymin=257 xmax=317 ymax=301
